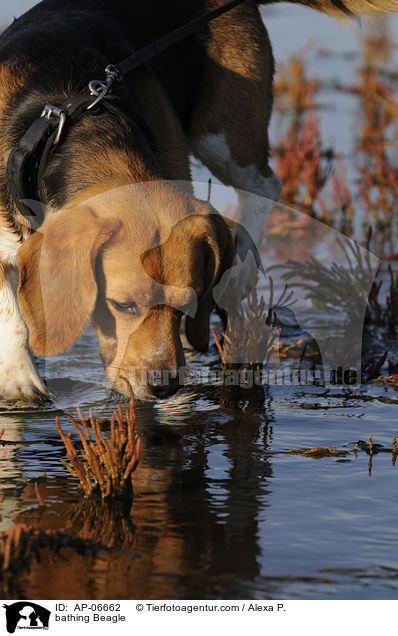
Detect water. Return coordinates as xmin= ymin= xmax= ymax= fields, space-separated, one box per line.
xmin=1 ymin=3 xmax=398 ymax=600
xmin=1 ymin=373 xmax=398 ymax=599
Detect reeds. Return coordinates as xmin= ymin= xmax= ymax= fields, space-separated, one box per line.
xmin=33 ymin=483 xmax=46 ymax=507
xmin=0 ymin=397 xmax=142 ymax=574
xmin=55 ymin=399 xmax=141 ymax=501
xmin=352 ymin=22 xmax=398 ymax=235
xmin=212 ymin=277 xmax=281 ymax=374
xmin=365 ymin=262 xmax=398 ymax=338
xmin=274 ymin=56 xmax=319 ymax=134
xmin=326 ymin=154 xmax=355 ymax=230
xmin=273 ymin=55 xmax=336 ymax=219
xmin=353 ymin=433 xmax=398 ymax=475
xmin=276 ymin=234 xmax=398 ymax=377
xmin=273 ymin=78 xmax=334 ymax=216
xmin=279 ymin=237 xmax=375 ymax=326
xmin=273 ymin=21 xmax=398 ymax=234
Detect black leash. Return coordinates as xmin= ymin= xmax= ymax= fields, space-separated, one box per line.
xmin=119 ymin=0 xmax=247 ymax=74
xmin=107 ymin=0 xmax=247 ymax=80
xmin=7 ymin=0 xmax=248 ymax=228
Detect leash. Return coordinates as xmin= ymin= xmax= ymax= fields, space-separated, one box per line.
xmin=88 ymin=0 xmax=249 ymax=109
xmin=7 ymin=0 xmax=248 ymax=228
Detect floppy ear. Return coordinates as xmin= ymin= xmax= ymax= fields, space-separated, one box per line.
xmin=17 ymin=206 xmax=121 ymax=356
xmin=185 ymin=210 xmax=234 ymax=352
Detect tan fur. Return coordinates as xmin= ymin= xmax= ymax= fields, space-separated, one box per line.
xmin=276 ymin=0 xmax=398 ymax=17
xmin=0 ymin=263 xmax=10 ymax=318
xmin=17 ymin=207 xmax=121 ymax=356
xmin=16 ymin=183 xmax=232 ymax=398
xmin=190 ymin=0 xmax=275 ymax=178
xmin=90 ymin=186 xmax=233 ymax=397
xmin=0 ymin=60 xmax=35 ymax=132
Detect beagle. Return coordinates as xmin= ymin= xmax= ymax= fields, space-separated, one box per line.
xmin=0 ymin=0 xmax=395 ymax=401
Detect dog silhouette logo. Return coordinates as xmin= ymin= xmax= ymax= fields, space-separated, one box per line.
xmin=3 ymin=602 xmax=51 ymax=633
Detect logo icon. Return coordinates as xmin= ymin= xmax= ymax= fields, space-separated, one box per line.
xmin=3 ymin=602 xmax=51 ymax=633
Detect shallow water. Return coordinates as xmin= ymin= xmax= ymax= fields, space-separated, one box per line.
xmin=1 ymin=4 xmax=398 ymax=600
xmin=1 ymin=360 xmax=398 ymax=599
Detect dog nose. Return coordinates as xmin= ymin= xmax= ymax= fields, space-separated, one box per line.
xmin=149 ymin=376 xmax=182 ymax=399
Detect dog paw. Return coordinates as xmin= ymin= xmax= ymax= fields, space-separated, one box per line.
xmin=0 ymin=356 xmax=50 ymax=403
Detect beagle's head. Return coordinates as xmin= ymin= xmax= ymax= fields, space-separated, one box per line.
xmin=17 ymin=182 xmax=234 ymax=400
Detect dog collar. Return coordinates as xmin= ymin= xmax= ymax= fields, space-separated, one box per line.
xmin=6 ymin=95 xmax=119 ymax=230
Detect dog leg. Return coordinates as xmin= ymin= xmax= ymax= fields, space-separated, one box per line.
xmin=190 ymin=1 xmax=281 ymax=294
xmin=0 ymin=262 xmax=48 ymax=401
xmin=193 ymin=132 xmax=281 ymax=289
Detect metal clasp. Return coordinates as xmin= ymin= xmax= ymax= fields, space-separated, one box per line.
xmin=87 ymin=64 xmax=122 ymax=111
xmin=41 ymin=104 xmax=67 ymax=145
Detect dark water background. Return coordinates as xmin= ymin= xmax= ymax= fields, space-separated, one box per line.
xmin=0 ymin=4 xmax=398 ymax=600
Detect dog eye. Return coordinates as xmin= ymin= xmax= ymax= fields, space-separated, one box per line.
xmin=108 ymin=299 xmax=138 ymax=315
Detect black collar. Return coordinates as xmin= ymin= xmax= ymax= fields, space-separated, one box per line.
xmin=6 ymin=95 xmax=129 ymax=231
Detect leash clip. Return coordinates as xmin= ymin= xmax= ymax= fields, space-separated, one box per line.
xmin=41 ymin=104 xmax=67 ymax=145
xmin=87 ymin=64 xmax=122 ymax=111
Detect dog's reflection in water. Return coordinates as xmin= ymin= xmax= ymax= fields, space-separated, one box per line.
xmin=10 ymin=393 xmax=275 ymax=599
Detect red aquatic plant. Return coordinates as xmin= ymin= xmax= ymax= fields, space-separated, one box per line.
xmin=56 ymin=399 xmax=141 ymax=501
xmin=273 ymin=106 xmax=334 ymax=214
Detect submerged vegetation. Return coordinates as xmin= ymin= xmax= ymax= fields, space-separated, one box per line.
xmin=0 ymin=398 xmax=142 ymax=574
xmin=289 ymin=434 xmax=397 ymax=461
xmin=55 ymin=400 xmax=141 ymax=501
